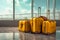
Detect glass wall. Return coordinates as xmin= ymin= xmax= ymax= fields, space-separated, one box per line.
xmin=0 ymin=0 xmax=60 ymax=20
xmin=15 ymin=0 xmax=60 ymax=20
xmin=0 ymin=0 xmax=13 ymax=20
xmin=15 ymin=0 xmax=31 ymax=20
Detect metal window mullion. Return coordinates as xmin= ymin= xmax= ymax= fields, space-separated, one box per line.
xmin=31 ymin=0 xmax=34 ymax=18
xmin=13 ymin=0 xmax=15 ymax=20
xmin=53 ymin=0 xmax=56 ymax=20
xmin=46 ymin=0 xmax=50 ymax=19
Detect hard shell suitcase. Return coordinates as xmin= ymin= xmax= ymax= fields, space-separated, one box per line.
xmin=18 ymin=20 xmax=30 ymax=32
xmin=50 ymin=20 xmax=56 ymax=33
xmin=30 ymin=17 xmax=41 ymax=33
xmin=42 ymin=20 xmax=56 ymax=34
xmin=39 ymin=16 xmax=48 ymax=21
xmin=38 ymin=17 xmax=44 ymax=25
xmin=38 ymin=16 xmax=48 ymax=26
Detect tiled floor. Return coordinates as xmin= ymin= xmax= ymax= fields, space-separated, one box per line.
xmin=0 ymin=27 xmax=60 ymax=40
xmin=19 ymin=32 xmax=56 ymax=40
xmin=0 ymin=27 xmax=18 ymax=32
xmin=56 ymin=31 xmax=60 ymax=40
xmin=0 ymin=26 xmax=60 ymax=32
xmin=0 ymin=32 xmax=56 ymax=40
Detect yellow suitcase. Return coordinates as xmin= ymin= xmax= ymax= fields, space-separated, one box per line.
xmin=38 ymin=16 xmax=48 ymax=26
xmin=18 ymin=20 xmax=30 ymax=32
xmin=38 ymin=17 xmax=44 ymax=25
xmin=30 ymin=17 xmax=41 ymax=33
xmin=50 ymin=20 xmax=56 ymax=33
xmin=42 ymin=20 xmax=56 ymax=34
xmin=39 ymin=16 xmax=48 ymax=21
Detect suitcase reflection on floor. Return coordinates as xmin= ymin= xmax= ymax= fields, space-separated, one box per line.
xmin=42 ymin=35 xmax=56 ymax=40
xmin=19 ymin=32 xmax=55 ymax=40
xmin=19 ymin=32 xmax=33 ymax=40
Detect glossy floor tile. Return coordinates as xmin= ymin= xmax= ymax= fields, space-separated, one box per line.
xmin=0 ymin=27 xmax=60 ymax=40
xmin=0 ymin=26 xmax=60 ymax=32
xmin=56 ymin=30 xmax=60 ymax=40
xmin=0 ymin=32 xmax=56 ymax=40
xmin=0 ymin=33 xmax=13 ymax=40
xmin=19 ymin=32 xmax=56 ymax=40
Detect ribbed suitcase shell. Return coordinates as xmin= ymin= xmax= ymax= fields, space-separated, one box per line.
xmin=18 ymin=20 xmax=30 ymax=32
xmin=42 ymin=21 xmax=56 ymax=34
xmin=50 ymin=20 xmax=56 ymax=33
xmin=30 ymin=18 xmax=41 ymax=33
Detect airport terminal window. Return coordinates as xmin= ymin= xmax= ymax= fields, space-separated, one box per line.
xmin=15 ymin=0 xmax=47 ymax=20
xmin=55 ymin=0 xmax=60 ymax=20
xmin=0 ymin=0 xmax=60 ymax=20
xmin=15 ymin=0 xmax=60 ymax=20
xmin=15 ymin=0 xmax=31 ymax=20
xmin=34 ymin=0 xmax=60 ymax=20
xmin=34 ymin=0 xmax=47 ymax=17
xmin=0 ymin=0 xmax=13 ymax=20
xmin=50 ymin=0 xmax=60 ymax=20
